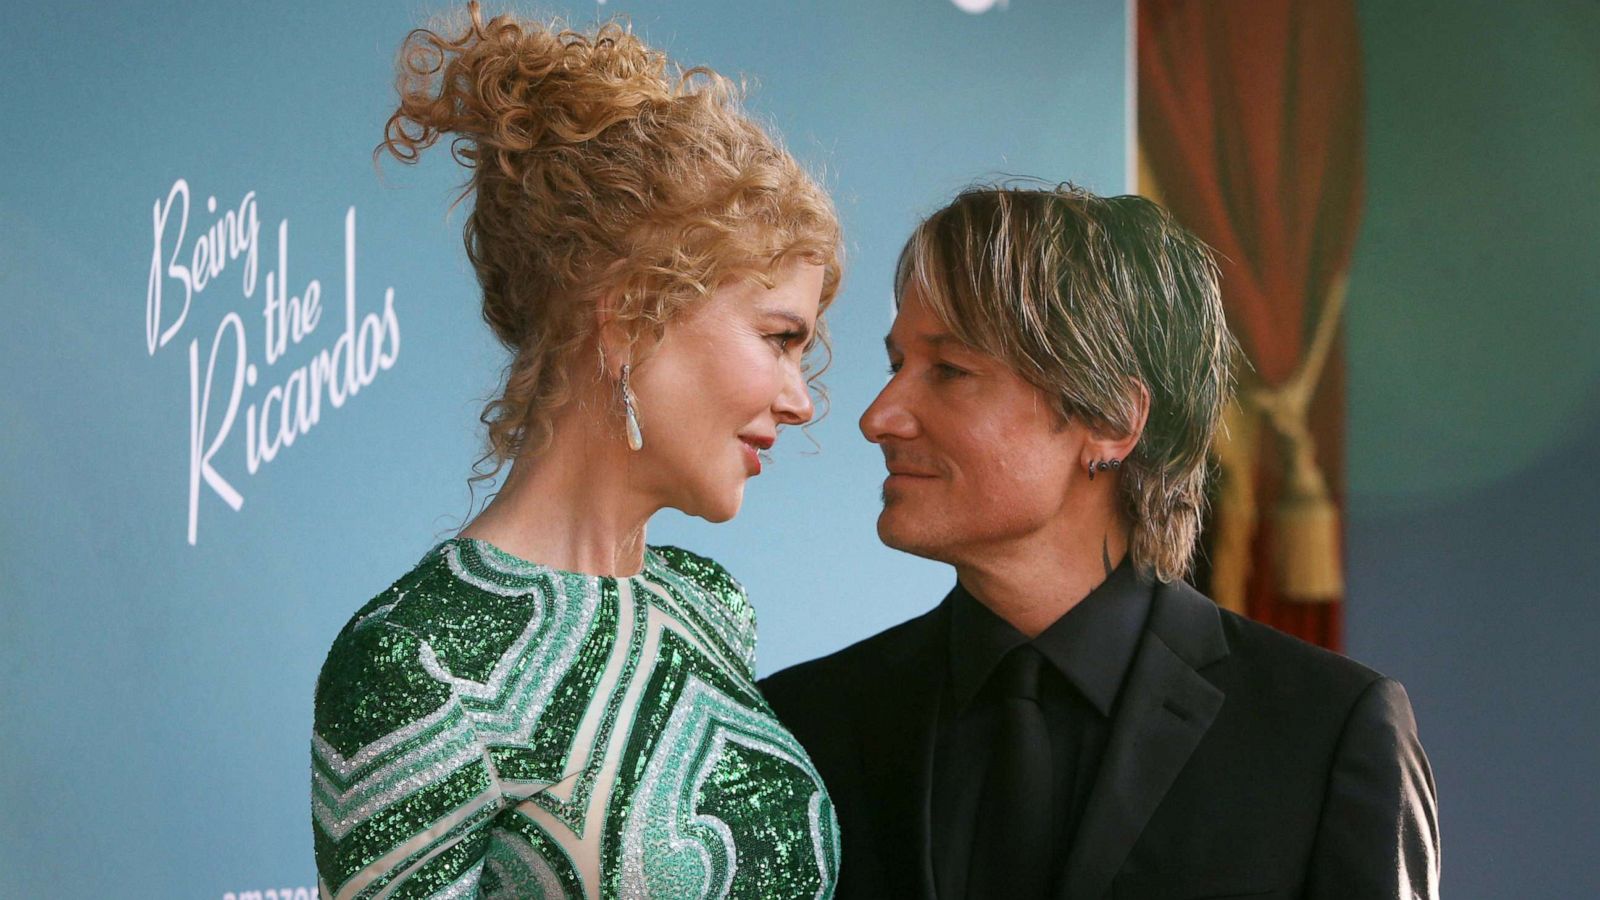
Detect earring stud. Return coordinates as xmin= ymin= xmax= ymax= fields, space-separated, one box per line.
xmin=1088 ymin=457 xmax=1121 ymax=481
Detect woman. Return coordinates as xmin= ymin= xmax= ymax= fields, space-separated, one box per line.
xmin=310 ymin=5 xmax=843 ymax=898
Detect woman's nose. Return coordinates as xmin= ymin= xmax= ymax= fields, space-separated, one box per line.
xmin=773 ymin=362 xmax=815 ymax=426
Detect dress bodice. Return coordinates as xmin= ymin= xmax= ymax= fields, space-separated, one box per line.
xmin=312 ymin=538 xmax=839 ymax=899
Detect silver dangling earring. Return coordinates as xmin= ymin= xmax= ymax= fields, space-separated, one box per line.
xmin=1088 ymin=459 xmax=1098 ymax=481
xmin=621 ymin=364 xmax=643 ymax=451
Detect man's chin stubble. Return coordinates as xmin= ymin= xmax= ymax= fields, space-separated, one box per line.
xmin=877 ymin=506 xmax=943 ymax=562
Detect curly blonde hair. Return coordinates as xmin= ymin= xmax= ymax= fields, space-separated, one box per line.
xmin=896 ymin=184 xmax=1236 ymax=583
xmin=379 ymin=2 xmax=842 ymax=491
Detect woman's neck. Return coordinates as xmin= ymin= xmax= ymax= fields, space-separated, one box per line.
xmin=458 ymin=403 xmax=656 ymax=577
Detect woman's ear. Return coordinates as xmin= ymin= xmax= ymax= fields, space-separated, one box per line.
xmin=594 ymin=291 xmax=632 ymax=378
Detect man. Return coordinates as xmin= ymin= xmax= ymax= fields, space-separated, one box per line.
xmin=761 ymin=185 xmax=1440 ymax=899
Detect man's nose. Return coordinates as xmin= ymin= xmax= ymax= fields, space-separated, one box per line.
xmin=860 ymin=378 xmax=916 ymax=443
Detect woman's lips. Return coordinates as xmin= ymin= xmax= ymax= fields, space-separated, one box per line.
xmin=740 ymin=439 xmax=765 ymax=475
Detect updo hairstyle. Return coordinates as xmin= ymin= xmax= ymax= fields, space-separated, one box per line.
xmin=379 ymin=2 xmax=842 ymax=484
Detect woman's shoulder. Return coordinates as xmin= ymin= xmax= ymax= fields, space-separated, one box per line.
xmin=648 ymin=544 xmax=752 ymax=615
xmin=649 ymin=545 xmax=746 ymax=597
xmin=646 ymin=545 xmax=758 ymax=665
xmin=315 ymin=540 xmax=549 ymax=705
xmin=313 ymin=546 xmax=457 ymax=757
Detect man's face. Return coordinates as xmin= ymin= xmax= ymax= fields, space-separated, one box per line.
xmin=860 ymin=286 xmax=1089 ymax=565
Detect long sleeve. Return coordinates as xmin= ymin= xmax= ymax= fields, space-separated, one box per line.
xmin=312 ymin=619 xmax=506 ymax=900
xmin=1304 ymin=677 xmax=1441 ymax=900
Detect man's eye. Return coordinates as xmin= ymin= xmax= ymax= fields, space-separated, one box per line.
xmin=886 ymin=362 xmax=902 ymax=375
xmin=935 ymin=363 xmax=969 ymax=379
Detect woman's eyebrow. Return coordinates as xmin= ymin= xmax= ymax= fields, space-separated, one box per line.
xmin=761 ymin=308 xmax=812 ymax=342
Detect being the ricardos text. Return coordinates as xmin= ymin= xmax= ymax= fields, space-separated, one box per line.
xmin=145 ymin=178 xmax=401 ymax=545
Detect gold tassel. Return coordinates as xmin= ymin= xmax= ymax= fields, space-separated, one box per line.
xmin=1251 ymin=275 xmax=1348 ymax=603
xmin=1273 ymin=483 xmax=1343 ymax=602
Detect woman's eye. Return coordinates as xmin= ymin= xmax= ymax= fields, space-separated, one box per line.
xmin=770 ymin=331 xmax=802 ymax=352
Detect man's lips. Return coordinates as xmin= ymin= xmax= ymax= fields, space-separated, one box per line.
xmin=882 ymin=453 xmax=940 ymax=478
xmin=883 ymin=459 xmax=941 ymax=479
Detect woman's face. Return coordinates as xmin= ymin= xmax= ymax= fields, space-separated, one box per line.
xmin=628 ymin=259 xmax=825 ymax=522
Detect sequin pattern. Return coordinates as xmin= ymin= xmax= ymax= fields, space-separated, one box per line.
xmin=312 ymin=539 xmax=838 ymax=899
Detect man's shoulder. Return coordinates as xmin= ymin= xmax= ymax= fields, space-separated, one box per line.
xmin=1177 ymin=583 xmax=1391 ymax=713
xmin=1225 ymin=604 xmax=1377 ymax=676
xmin=1154 ymin=582 xmax=1428 ymax=796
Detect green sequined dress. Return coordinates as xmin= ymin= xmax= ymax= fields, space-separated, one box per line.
xmin=311 ymin=538 xmax=840 ymax=899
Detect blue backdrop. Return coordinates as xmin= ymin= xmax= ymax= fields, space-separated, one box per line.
xmin=0 ymin=1 xmax=1127 ymax=895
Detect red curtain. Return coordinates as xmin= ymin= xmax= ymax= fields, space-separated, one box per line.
xmin=1138 ymin=0 xmax=1364 ymax=650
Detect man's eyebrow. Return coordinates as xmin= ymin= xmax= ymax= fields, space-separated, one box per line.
xmin=883 ymin=332 xmax=958 ymax=355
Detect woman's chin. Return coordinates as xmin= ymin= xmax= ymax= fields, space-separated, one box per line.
xmin=678 ymin=482 xmax=746 ymax=524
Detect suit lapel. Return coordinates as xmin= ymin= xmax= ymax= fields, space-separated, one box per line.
xmin=1057 ymin=580 xmax=1229 ymax=900
xmin=858 ymin=600 xmax=948 ymax=900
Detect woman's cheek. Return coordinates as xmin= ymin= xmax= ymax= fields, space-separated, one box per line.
xmin=721 ymin=346 xmax=779 ymax=414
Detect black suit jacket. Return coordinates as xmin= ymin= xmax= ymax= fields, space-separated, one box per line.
xmin=761 ymin=579 xmax=1440 ymax=900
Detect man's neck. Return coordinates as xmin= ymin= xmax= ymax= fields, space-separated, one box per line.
xmin=952 ymin=521 xmax=1131 ymax=638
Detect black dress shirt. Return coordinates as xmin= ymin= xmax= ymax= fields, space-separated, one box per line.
xmin=931 ymin=559 xmax=1153 ymax=898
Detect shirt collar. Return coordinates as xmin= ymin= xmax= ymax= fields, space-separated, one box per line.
xmin=946 ymin=558 xmax=1154 ymax=717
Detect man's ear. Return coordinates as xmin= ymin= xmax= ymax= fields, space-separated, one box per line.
xmin=1083 ymin=379 xmax=1151 ymax=466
